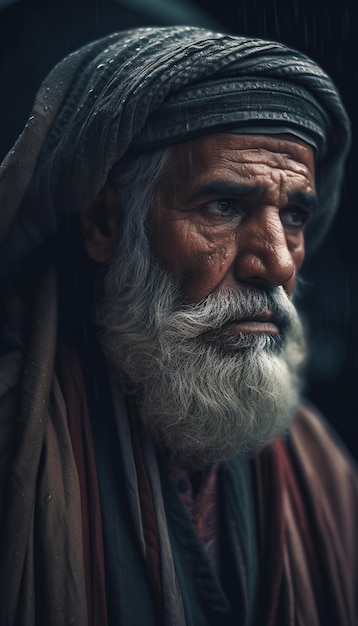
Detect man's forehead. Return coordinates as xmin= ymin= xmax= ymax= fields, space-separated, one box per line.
xmin=156 ymin=132 xmax=317 ymax=209
xmin=166 ymin=132 xmax=316 ymax=174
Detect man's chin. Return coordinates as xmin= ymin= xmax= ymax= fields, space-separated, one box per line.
xmin=143 ymin=418 xmax=294 ymax=471
xmin=139 ymin=386 xmax=299 ymax=471
xmin=121 ymin=324 xmax=305 ymax=470
xmin=100 ymin=263 xmax=306 ymax=468
xmin=159 ymin=436 xmax=268 ymax=470
xmin=201 ymin=327 xmax=285 ymax=356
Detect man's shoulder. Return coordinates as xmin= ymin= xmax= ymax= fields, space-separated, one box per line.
xmin=289 ymin=399 xmax=358 ymax=527
xmin=292 ymin=399 xmax=358 ymax=478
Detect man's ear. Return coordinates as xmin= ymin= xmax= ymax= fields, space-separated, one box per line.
xmin=80 ymin=182 xmax=120 ymax=264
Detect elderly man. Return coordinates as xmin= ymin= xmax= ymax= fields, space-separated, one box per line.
xmin=0 ymin=26 xmax=357 ymax=626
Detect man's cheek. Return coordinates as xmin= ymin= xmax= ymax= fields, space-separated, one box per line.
xmin=178 ymin=251 xmax=234 ymax=304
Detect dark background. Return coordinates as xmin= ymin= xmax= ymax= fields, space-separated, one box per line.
xmin=1 ymin=0 xmax=357 ymax=458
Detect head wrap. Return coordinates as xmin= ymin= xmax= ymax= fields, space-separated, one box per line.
xmin=0 ymin=26 xmax=351 ymax=281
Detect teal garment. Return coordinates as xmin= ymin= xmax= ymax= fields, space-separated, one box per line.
xmin=219 ymin=459 xmax=259 ymax=626
xmin=159 ymin=456 xmax=259 ymax=626
xmin=80 ymin=327 xmax=160 ymax=626
xmin=92 ymin=422 xmax=259 ymax=626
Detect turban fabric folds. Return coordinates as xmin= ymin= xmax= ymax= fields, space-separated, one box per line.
xmin=0 ymin=26 xmax=351 ymax=280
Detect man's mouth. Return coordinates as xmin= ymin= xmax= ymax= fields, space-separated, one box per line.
xmin=220 ymin=311 xmax=281 ymax=336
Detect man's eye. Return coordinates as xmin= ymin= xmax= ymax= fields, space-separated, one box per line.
xmin=203 ymin=199 xmax=241 ymax=218
xmin=281 ymin=207 xmax=310 ymax=229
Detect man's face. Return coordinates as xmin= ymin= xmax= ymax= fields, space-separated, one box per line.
xmin=149 ymin=133 xmax=316 ymax=304
xmin=99 ymin=133 xmax=313 ymax=467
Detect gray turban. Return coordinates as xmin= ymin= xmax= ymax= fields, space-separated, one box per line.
xmin=0 ymin=26 xmax=351 ymax=281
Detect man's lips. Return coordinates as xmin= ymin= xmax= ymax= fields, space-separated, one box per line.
xmin=224 ymin=321 xmax=280 ymax=335
xmin=221 ymin=312 xmax=280 ymax=335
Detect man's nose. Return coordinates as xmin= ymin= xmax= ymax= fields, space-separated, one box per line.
xmin=234 ymin=210 xmax=296 ymax=289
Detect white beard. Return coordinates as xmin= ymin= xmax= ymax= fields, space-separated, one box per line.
xmin=99 ymin=259 xmax=306 ymax=469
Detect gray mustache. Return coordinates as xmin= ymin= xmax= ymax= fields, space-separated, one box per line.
xmin=169 ymin=286 xmax=294 ymax=337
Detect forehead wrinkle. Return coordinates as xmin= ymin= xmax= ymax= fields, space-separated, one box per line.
xmin=267 ymin=154 xmax=314 ymax=182
xmin=158 ymin=135 xmax=315 ymax=208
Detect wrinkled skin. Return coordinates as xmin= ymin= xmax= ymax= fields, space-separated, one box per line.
xmin=149 ymin=133 xmax=317 ymax=305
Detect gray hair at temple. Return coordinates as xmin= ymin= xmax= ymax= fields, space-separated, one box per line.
xmin=0 ymin=26 xmax=351 ymax=282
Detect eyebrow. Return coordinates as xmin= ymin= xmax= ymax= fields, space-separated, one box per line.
xmin=188 ymin=181 xmax=319 ymax=212
xmin=287 ymin=190 xmax=319 ymax=213
xmin=188 ymin=181 xmax=264 ymax=202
